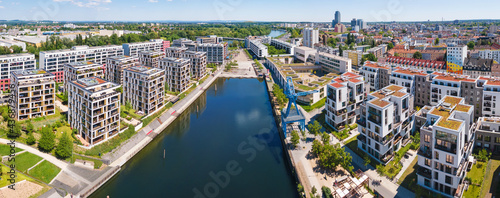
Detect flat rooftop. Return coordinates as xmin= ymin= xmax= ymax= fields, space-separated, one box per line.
xmin=368 ymin=84 xmax=407 ymax=108
xmin=40 ymin=45 xmax=122 ymax=54
xmin=12 ymin=69 xmax=54 ymax=78
xmin=428 ymin=96 xmax=471 ymax=131
xmin=126 ymin=66 xmax=163 ymax=75
xmin=162 ymin=57 xmax=190 ymax=63
xmin=0 ymin=53 xmax=34 ymax=59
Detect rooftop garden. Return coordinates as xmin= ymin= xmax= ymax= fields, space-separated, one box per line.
xmin=455 ymin=104 xmax=472 ymax=112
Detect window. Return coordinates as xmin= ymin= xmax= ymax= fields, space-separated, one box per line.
xmin=495 ymin=137 xmax=500 ymax=144
xmin=425 ymin=179 xmax=431 ymax=187
xmin=485 ymin=136 xmax=491 ymax=142
xmin=446 ymin=155 xmax=453 ymax=164
xmin=477 ymin=134 xmax=483 ymax=141
xmin=445 ymin=176 xmax=452 ymax=185
xmin=425 ymin=135 xmax=431 ymax=143
xmin=425 ymin=158 xmax=431 ymax=167
xmin=435 ymin=151 xmax=439 ymax=160
xmin=434 ymin=172 xmax=438 ymax=179
xmin=375 ymin=143 xmax=380 ymax=151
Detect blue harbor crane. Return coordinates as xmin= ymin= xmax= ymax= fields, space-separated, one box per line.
xmin=281 ymin=77 xmax=318 ymax=137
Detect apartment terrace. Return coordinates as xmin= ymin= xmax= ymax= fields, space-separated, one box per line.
xmin=428 ymin=96 xmax=469 ymax=131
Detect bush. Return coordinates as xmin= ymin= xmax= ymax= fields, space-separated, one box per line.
xmin=26 ymin=133 xmax=36 ymax=145
xmin=321 ymin=186 xmax=333 ymax=198
xmin=475 ymin=149 xmax=491 ymax=162
xmin=7 ymin=122 xmax=22 ymax=138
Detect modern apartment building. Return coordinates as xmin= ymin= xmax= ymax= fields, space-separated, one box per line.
xmin=0 ymin=53 xmax=36 ymax=91
xmin=477 ymin=49 xmax=500 ymax=63
xmin=196 ymin=35 xmax=222 ymax=44
xmin=294 ymin=46 xmax=317 ymax=63
xmin=67 ymin=77 xmax=121 ymax=146
xmin=446 ymin=44 xmax=467 ymax=74
xmin=139 ymin=50 xmax=166 ymax=68
xmin=316 ymin=52 xmax=352 ymax=73
xmin=106 ymin=55 xmax=140 ymax=84
xmin=247 ymin=39 xmax=268 ymax=58
xmin=414 ymin=73 xmax=433 ymax=107
xmin=122 ymin=39 xmax=169 ymax=57
xmin=390 ymin=68 xmax=428 ymax=95
xmin=303 ymin=28 xmax=319 ymax=48
xmin=165 ymin=47 xmax=188 ymax=58
xmin=270 ymin=39 xmax=295 ymax=54
xmin=181 ymin=51 xmax=207 ymax=80
xmin=64 ymin=61 xmax=105 ymax=91
xmin=325 ymin=72 xmax=365 ymax=130
xmin=123 ymin=66 xmax=166 ymax=116
xmin=474 ymin=117 xmax=500 ymax=154
xmin=357 ymin=84 xmax=414 ymax=164
xmin=430 ymin=73 xmax=475 ymax=106
xmin=11 ymin=69 xmax=55 ymax=120
xmin=197 ymin=43 xmax=228 ymax=65
xmin=39 ymin=45 xmax=124 ymax=82
xmin=359 ymin=61 xmax=391 ymax=92
xmin=416 ymin=96 xmax=474 ymax=198
xmin=172 ymin=38 xmax=197 ymax=51
xmin=160 ymin=57 xmax=191 ymax=93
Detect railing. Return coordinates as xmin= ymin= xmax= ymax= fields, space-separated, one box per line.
xmin=418 ymin=148 xmax=432 ymax=159
xmin=417 ymin=167 xmax=432 ymax=179
xmin=435 ymin=144 xmax=457 ymax=154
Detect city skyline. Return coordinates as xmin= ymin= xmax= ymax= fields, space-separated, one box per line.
xmin=0 ymin=0 xmax=499 ymax=22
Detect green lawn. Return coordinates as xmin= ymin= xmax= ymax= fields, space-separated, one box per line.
xmin=29 ymin=160 xmax=61 ymax=183
xmin=315 ymin=112 xmax=352 ymax=141
xmin=7 ymin=152 xmax=43 ymax=172
xmin=0 ymin=164 xmax=33 ymax=188
xmin=55 ymin=126 xmax=72 ymax=138
xmin=18 ymin=107 xmax=64 ymax=130
xmin=120 ymin=105 xmax=143 ymax=120
xmin=300 ymin=98 xmax=326 ymax=112
xmin=0 ymin=143 xmax=23 ymax=156
xmin=463 ymin=161 xmax=486 ymax=198
xmin=480 ymin=158 xmax=500 ymax=198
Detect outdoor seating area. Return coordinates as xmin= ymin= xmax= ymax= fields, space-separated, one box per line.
xmin=333 ymin=172 xmax=369 ymax=198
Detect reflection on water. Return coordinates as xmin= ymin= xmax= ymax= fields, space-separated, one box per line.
xmin=90 ymin=78 xmax=298 ymax=198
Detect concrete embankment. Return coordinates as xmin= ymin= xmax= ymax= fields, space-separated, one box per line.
xmin=263 ymin=79 xmax=310 ymax=198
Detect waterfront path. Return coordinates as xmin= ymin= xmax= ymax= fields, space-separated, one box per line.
xmin=104 ymin=68 xmax=223 ymax=167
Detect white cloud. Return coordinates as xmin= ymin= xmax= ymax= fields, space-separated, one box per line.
xmin=0 ymin=6 xmax=4 ymax=9
xmin=53 ymin=0 xmax=111 ymax=8
xmin=148 ymin=0 xmax=158 ymax=2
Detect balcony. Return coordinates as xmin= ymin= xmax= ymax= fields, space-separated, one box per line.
xmin=484 ymin=96 xmax=492 ymax=101
xmin=356 ymin=118 xmax=366 ymax=128
xmin=435 ymin=144 xmax=457 ymax=154
xmin=418 ymin=148 xmax=432 ymax=159
xmin=417 ymin=167 xmax=432 ymax=179
xmin=358 ymin=134 xmax=366 ymax=143
xmin=381 ymin=152 xmax=395 ymax=164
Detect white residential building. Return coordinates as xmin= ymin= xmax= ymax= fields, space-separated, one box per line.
xmin=357 ymin=85 xmax=414 ymax=164
xmin=390 ymin=68 xmax=428 ymax=95
xmin=446 ymin=44 xmax=467 ymax=73
xmin=270 ymin=39 xmax=296 ymax=54
xmin=0 ymin=53 xmax=36 ymax=91
xmin=430 ymin=74 xmax=474 ymax=106
xmin=325 ymin=72 xmax=365 ymax=130
xmin=316 ymin=52 xmax=352 ymax=74
xmin=39 ymin=45 xmax=124 ymax=82
xmin=67 ymin=77 xmax=121 ymax=147
xmin=123 ymin=66 xmax=166 ymax=116
xmin=477 ymin=50 xmax=500 ymax=63
xmin=12 ymin=69 xmax=55 ymax=120
xmin=181 ymin=51 xmax=207 ymax=80
xmin=294 ymin=46 xmax=316 ymax=63
xmin=248 ymin=39 xmax=268 ymax=58
xmin=122 ymin=39 xmax=167 ymax=57
xmin=165 ymin=47 xmax=188 ymax=58
xmin=359 ymin=61 xmax=391 ymax=92
xmin=416 ymin=96 xmax=474 ymax=198
xmin=303 ymin=28 xmax=319 ymax=48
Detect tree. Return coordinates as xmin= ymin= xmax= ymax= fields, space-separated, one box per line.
xmin=363 ymin=155 xmax=371 ymax=169
xmin=321 ymin=132 xmax=330 ymax=145
xmin=467 ymin=41 xmax=475 ymax=50
xmin=125 ymin=100 xmax=132 ymax=111
xmin=413 ymin=51 xmax=423 ymax=59
xmin=327 ymin=37 xmax=337 ymax=47
xmin=363 ymin=53 xmax=378 ymax=62
xmin=291 ymin=130 xmax=300 ymax=148
xmin=394 ymin=52 xmax=400 ymax=57
xmin=297 ymin=184 xmax=304 ymax=195
xmin=387 ymin=43 xmax=394 ymax=50
xmin=26 ymin=132 xmax=36 ymax=145
xmin=434 ymin=38 xmax=440 ymax=45
xmin=476 ymin=149 xmax=491 ymax=162
xmin=7 ymin=122 xmax=22 ymax=138
xmin=55 ymin=133 xmax=73 ymax=159
xmin=26 ymin=120 xmax=34 ymax=134
xmin=311 ymin=186 xmax=317 ymax=195
xmin=308 ymin=120 xmax=322 ymax=136
xmin=38 ymin=126 xmax=56 ymax=152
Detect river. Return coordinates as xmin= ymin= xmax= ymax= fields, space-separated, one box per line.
xmin=90 ymin=78 xmax=298 ymax=198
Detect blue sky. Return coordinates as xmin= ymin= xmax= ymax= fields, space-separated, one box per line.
xmin=0 ymin=0 xmax=499 ymax=22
